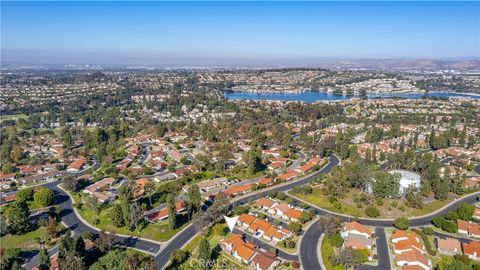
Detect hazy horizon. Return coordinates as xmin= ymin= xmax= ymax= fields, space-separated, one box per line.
xmin=2 ymin=1 xmax=479 ymax=66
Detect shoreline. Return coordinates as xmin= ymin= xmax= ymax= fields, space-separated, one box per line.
xmin=223 ymin=89 xmax=480 ymax=100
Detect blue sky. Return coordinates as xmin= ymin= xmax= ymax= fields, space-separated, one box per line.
xmin=1 ymin=1 xmax=479 ymax=65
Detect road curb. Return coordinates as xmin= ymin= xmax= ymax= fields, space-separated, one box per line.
xmin=296 ymin=216 xmax=319 ymax=257
xmin=231 ymin=155 xmax=336 ymax=204
xmin=288 ymin=187 xmax=480 ymax=224
xmin=58 ymin=184 xmax=167 ymax=246
xmin=317 ymin=233 xmax=327 ymax=270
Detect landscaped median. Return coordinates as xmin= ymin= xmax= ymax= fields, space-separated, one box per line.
xmin=61 ymin=184 xmax=188 ymax=243
xmin=321 ymin=235 xmax=345 ymax=270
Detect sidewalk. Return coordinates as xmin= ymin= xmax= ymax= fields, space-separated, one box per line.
xmin=317 ymin=234 xmax=327 ymax=270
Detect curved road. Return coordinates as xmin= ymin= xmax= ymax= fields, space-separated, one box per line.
xmin=154 ymin=155 xmax=340 ymax=269
xmin=20 ymin=154 xmax=480 ymax=270
xmin=23 ymin=180 xmax=161 ymax=269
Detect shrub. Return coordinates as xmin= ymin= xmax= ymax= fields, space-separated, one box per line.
xmin=34 ymin=187 xmax=55 ymax=207
xmin=365 ymin=206 xmax=380 ymax=217
xmin=376 ymin=199 xmax=384 ymax=206
xmin=442 ymin=220 xmax=458 ymax=233
xmin=170 ymin=249 xmax=187 ymax=265
xmin=287 ymin=240 xmax=296 ymax=249
xmin=432 ymin=216 xmax=446 ymax=228
xmin=393 ymin=217 xmax=410 ymax=230
xmin=422 ymin=227 xmax=434 ymax=235
xmin=332 ymin=201 xmax=342 ymax=210
xmin=330 ymin=232 xmax=344 ymax=247
xmin=16 ymin=188 xmax=34 ymax=202
xmin=391 ymin=201 xmax=398 ymax=207
xmin=445 ymin=211 xmax=459 ymax=221
xmin=413 ymin=228 xmax=437 ymax=256
xmin=457 ymin=203 xmax=475 ymax=220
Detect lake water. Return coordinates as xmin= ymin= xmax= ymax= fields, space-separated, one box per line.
xmin=223 ymin=91 xmax=480 ymax=102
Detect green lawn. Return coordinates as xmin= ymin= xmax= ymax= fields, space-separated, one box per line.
xmin=293 ymin=188 xmax=363 ymax=217
xmin=276 ymin=235 xmax=299 ymax=254
xmin=167 ymin=226 xmax=244 ymax=270
xmin=293 ymin=187 xmax=454 ymax=218
xmin=321 ymin=236 xmax=344 ymax=270
xmin=214 ymin=253 xmax=250 ymax=270
xmin=27 ymin=200 xmax=47 ymax=210
xmin=72 ymin=192 xmax=187 ymax=242
xmin=411 ymin=199 xmax=453 ymax=216
xmin=0 ymin=227 xmax=47 ymax=250
xmin=0 ymin=114 xmax=28 ymax=123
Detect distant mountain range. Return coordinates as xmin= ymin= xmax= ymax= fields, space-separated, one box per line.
xmin=1 ymin=58 xmax=479 ymax=71
xmin=320 ymin=58 xmax=480 ymax=70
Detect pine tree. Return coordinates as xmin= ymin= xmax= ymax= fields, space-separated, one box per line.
xmin=197 ymin=237 xmax=211 ymax=270
xmin=167 ymin=194 xmax=177 ymax=230
xmin=111 ymin=204 xmax=125 ymax=227
xmin=7 ymin=201 xmax=30 ymax=234
xmin=128 ymin=202 xmax=143 ymax=233
xmin=187 ymin=184 xmax=202 ymax=212
xmin=38 ymin=248 xmax=50 ymax=270
xmin=429 ymin=129 xmax=436 ymax=149
xmin=435 ymin=179 xmax=449 ymax=201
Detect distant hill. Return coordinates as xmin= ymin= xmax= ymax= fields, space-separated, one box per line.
xmin=321 ymin=58 xmax=480 ymax=70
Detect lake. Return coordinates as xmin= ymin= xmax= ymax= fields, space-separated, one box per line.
xmin=223 ymin=91 xmax=480 ymax=102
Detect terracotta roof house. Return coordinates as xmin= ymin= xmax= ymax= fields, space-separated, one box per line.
xmin=463 ymin=241 xmax=480 ymax=260
xmin=83 ymin=177 xmax=116 ymax=195
xmin=394 ymin=238 xmax=425 ymax=255
xmin=1 ymin=194 xmax=16 ymax=204
xmin=391 ymin=230 xmax=420 ymax=244
xmin=457 ymin=220 xmax=480 ymax=237
xmin=262 ymin=226 xmax=291 ymax=242
xmin=343 ymin=234 xmax=372 ymax=250
xmin=269 ymin=203 xmax=291 ymax=217
xmin=341 ymin=221 xmax=373 ymax=239
xmin=475 ymin=208 xmax=480 ymax=220
xmin=249 ymin=219 xmax=272 ymax=234
xmin=238 ymin=214 xmax=256 ymax=227
xmin=464 ymin=177 xmax=480 ymax=188
xmin=255 ymin=198 xmax=275 ymax=210
xmin=192 ymin=177 xmax=229 ymax=192
xmin=395 ymin=249 xmax=431 ymax=270
xmin=224 ymin=184 xmax=252 ymax=197
xmin=0 ymin=172 xmax=16 ymax=181
xmin=145 ymin=201 xmax=185 ymax=222
xmin=277 ymin=171 xmax=298 ymax=181
xmin=220 ymin=234 xmax=257 ymax=264
xmin=250 ymin=250 xmax=280 ymax=270
xmin=268 ymin=162 xmax=284 ymax=170
xmin=436 ymin=237 xmax=461 ymax=255
xmin=67 ymin=157 xmax=86 ymax=172
xmin=258 ymin=177 xmax=273 ymax=186
xmin=284 ymin=208 xmax=303 ymax=222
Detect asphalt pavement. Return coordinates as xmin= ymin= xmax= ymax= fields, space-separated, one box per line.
xmin=356 ymin=228 xmax=391 ymax=270
xmin=299 ymin=219 xmax=323 ymax=270
xmin=154 ymin=154 xmax=340 ymax=269
xmin=22 ymin=180 xmax=161 ymax=269
xmin=154 ymin=224 xmax=198 ymax=269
